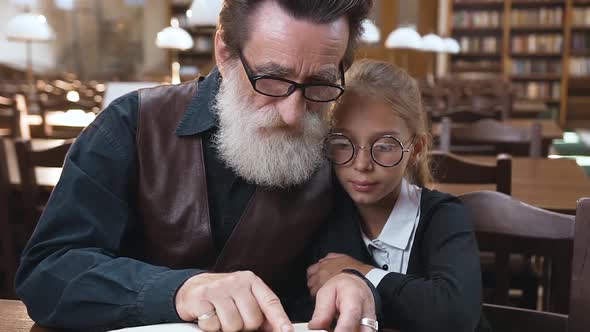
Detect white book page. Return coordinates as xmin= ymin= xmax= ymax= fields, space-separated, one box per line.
xmin=109 ymin=322 xmax=326 ymax=332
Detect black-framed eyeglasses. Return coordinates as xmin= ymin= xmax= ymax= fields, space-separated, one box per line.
xmin=238 ymin=50 xmax=345 ymax=103
xmin=325 ymin=133 xmax=416 ymax=167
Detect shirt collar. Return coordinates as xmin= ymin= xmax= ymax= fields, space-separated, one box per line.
xmin=362 ymin=179 xmax=422 ymax=251
xmin=175 ymin=67 xmax=222 ymax=136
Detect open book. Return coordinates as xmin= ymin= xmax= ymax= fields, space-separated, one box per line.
xmin=109 ymin=322 xmax=326 ymax=332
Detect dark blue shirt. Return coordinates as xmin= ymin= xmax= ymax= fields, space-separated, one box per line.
xmin=15 ymin=68 xmax=256 ymax=331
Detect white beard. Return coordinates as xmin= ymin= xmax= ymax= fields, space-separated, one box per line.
xmin=212 ymin=64 xmax=329 ymax=188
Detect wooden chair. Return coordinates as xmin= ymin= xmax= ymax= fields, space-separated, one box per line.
xmin=429 ymin=150 xmax=512 ymax=195
xmin=480 ymin=197 xmax=590 ymax=332
xmin=440 ymin=117 xmax=543 ymax=157
xmin=0 ymin=137 xmax=16 ymax=298
xmin=460 ymin=191 xmax=575 ymax=314
xmin=0 ymin=95 xmax=19 ymax=138
xmin=37 ymin=95 xmax=93 ymax=138
xmin=14 ymin=139 xmax=73 ymax=245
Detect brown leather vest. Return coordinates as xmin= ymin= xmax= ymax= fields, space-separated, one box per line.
xmin=135 ymin=81 xmax=332 ymax=291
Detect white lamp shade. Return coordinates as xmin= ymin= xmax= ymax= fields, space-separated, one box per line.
xmin=188 ymin=0 xmax=223 ymax=26
xmin=420 ymin=34 xmax=444 ymax=52
xmin=360 ymin=19 xmax=380 ymax=44
xmin=54 ymin=0 xmax=74 ymax=10
xmin=442 ymin=37 xmax=461 ymax=54
xmin=5 ymin=13 xmax=55 ymax=42
xmin=385 ymin=27 xmax=422 ymax=50
xmin=156 ymin=26 xmax=194 ymax=50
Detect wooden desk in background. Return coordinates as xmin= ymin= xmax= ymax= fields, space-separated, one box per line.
xmin=431 ymin=157 xmax=590 ymax=214
xmin=512 ymin=100 xmax=550 ymax=118
xmin=0 ymin=300 xmax=55 ymax=332
xmin=431 ymin=119 xmax=564 ymax=156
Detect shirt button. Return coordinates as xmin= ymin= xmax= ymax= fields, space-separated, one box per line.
xmin=382 ymin=264 xmax=389 ymax=271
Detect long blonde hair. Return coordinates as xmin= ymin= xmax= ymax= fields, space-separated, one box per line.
xmin=330 ymin=59 xmax=432 ymax=186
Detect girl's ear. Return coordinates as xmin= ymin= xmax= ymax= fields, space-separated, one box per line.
xmin=411 ymin=134 xmax=427 ymax=165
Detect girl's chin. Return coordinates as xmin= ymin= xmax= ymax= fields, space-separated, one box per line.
xmin=348 ymin=191 xmax=381 ymax=206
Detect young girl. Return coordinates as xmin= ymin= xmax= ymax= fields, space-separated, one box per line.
xmin=306 ymin=60 xmax=487 ymax=332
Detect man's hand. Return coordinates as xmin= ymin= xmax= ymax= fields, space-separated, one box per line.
xmin=175 ymin=271 xmax=293 ymax=332
xmin=308 ymin=272 xmax=377 ymax=332
xmin=307 ymin=253 xmax=374 ymax=296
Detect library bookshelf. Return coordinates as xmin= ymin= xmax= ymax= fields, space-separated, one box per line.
xmin=169 ymin=0 xmax=216 ymax=80
xmin=448 ymin=0 xmax=590 ymax=128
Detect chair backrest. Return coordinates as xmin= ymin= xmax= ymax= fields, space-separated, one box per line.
xmin=0 ymin=137 xmax=16 ymax=298
xmin=441 ymin=117 xmax=543 ymax=157
xmin=429 ymin=150 xmax=512 ymax=195
xmin=482 ymin=303 xmax=568 ymax=332
xmin=478 ymin=197 xmax=590 ymax=332
xmin=0 ymin=95 xmax=18 ymax=138
xmin=14 ymin=139 xmax=73 ymax=238
xmin=568 ymin=198 xmax=590 ymax=331
xmin=459 ymin=191 xmax=575 ymax=313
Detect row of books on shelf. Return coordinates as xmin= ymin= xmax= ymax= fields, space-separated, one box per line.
xmin=452 ymin=59 xmax=502 ymax=72
xmin=511 ymin=0 xmax=564 ymax=4
xmin=511 ymin=34 xmax=563 ymax=53
xmin=511 ymin=60 xmax=561 ymax=74
xmin=511 ymin=8 xmax=563 ymax=26
xmin=570 ymin=57 xmax=590 ymax=76
xmin=453 ymin=10 xmax=503 ymax=28
xmin=573 ymin=7 xmax=590 ymax=26
xmin=572 ymin=33 xmax=590 ymax=52
xmin=513 ymin=81 xmax=561 ymax=100
xmin=453 ymin=0 xmax=502 ymax=3
xmin=459 ymin=36 xmax=500 ymax=53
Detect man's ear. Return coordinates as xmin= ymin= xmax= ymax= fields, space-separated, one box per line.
xmin=214 ymin=29 xmax=232 ymax=77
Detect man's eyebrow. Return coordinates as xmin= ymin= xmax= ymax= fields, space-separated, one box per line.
xmin=254 ymin=62 xmax=340 ymax=83
xmin=254 ymin=62 xmax=293 ymax=77
xmin=309 ymin=69 xmax=340 ymax=84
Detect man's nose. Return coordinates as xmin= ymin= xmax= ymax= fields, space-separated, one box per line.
xmin=276 ymin=89 xmax=306 ymax=127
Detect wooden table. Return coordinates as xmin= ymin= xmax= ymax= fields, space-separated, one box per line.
xmin=0 ymin=300 xmax=55 ymax=332
xmin=512 ymin=100 xmax=549 ymax=118
xmin=431 ymin=119 xmax=564 ymax=156
xmin=431 ymin=156 xmax=590 ymax=214
xmin=432 ymin=119 xmax=563 ymax=140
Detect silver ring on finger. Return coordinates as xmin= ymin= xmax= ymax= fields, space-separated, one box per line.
xmin=196 ymin=309 xmax=217 ymax=321
xmin=360 ymin=317 xmax=379 ymax=331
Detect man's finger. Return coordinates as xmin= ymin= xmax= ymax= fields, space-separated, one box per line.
xmin=307 ymin=263 xmax=319 ymax=277
xmin=308 ymin=284 xmax=337 ymax=330
xmin=333 ymin=288 xmax=363 ymax=332
xmin=324 ymin=253 xmax=346 ymax=259
xmin=193 ymin=301 xmax=221 ymax=332
xmin=307 ymin=274 xmax=319 ymax=290
xmin=233 ymin=287 xmax=265 ymax=331
xmin=210 ymin=296 xmax=243 ymax=332
xmin=251 ymin=276 xmax=293 ymax=332
xmin=359 ymin=288 xmax=377 ymax=332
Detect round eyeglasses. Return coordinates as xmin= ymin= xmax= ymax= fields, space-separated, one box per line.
xmin=325 ymin=133 xmax=415 ymax=167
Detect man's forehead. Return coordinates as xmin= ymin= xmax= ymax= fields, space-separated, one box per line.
xmin=244 ymin=1 xmax=349 ymax=78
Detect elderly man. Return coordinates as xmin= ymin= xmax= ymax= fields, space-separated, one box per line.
xmin=15 ymin=1 xmax=378 ymax=331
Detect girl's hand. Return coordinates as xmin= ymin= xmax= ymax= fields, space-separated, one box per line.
xmin=306 ymin=253 xmax=374 ymax=296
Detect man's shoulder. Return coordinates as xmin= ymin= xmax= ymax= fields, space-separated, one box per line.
xmin=91 ymin=91 xmax=140 ymax=135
